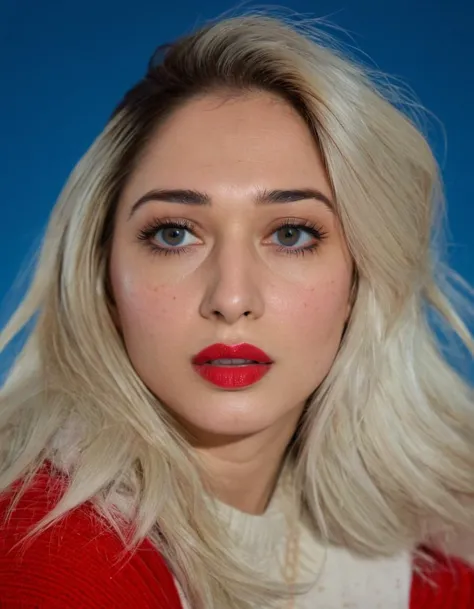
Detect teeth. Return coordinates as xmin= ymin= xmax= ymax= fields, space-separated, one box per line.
xmin=208 ymin=358 xmax=258 ymax=366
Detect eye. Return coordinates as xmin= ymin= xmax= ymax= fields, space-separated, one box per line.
xmin=154 ymin=225 xmax=199 ymax=248
xmin=137 ymin=218 xmax=201 ymax=255
xmin=272 ymin=225 xmax=315 ymax=249
xmin=266 ymin=220 xmax=327 ymax=255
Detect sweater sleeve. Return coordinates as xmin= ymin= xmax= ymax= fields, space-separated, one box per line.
xmin=410 ymin=547 xmax=474 ymax=609
xmin=0 ymin=471 xmax=183 ymax=609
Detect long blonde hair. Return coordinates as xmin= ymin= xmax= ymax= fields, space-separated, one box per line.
xmin=1 ymin=12 xmax=473 ymax=609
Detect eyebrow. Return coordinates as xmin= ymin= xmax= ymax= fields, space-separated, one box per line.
xmin=128 ymin=188 xmax=334 ymax=218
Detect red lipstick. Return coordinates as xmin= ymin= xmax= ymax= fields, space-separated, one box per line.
xmin=192 ymin=343 xmax=272 ymax=389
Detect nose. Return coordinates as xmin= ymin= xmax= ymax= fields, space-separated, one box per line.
xmin=199 ymin=241 xmax=265 ymax=325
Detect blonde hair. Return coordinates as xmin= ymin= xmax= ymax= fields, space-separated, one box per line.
xmin=1 ymin=11 xmax=473 ymax=609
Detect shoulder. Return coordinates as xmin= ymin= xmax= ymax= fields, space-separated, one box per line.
xmin=410 ymin=546 xmax=474 ymax=609
xmin=0 ymin=466 xmax=182 ymax=608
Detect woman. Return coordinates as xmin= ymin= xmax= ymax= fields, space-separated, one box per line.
xmin=0 ymin=12 xmax=473 ymax=609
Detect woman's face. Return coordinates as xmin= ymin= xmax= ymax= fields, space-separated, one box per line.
xmin=110 ymin=91 xmax=353 ymax=442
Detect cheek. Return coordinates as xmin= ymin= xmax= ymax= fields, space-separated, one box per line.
xmin=110 ymin=261 xmax=189 ymax=343
xmin=304 ymin=282 xmax=348 ymax=322
xmin=274 ymin=276 xmax=350 ymax=352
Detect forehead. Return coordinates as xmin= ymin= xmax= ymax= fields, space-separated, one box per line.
xmin=121 ymin=91 xmax=331 ymax=200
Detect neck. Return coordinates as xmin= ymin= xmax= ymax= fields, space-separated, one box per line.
xmin=190 ymin=408 xmax=302 ymax=514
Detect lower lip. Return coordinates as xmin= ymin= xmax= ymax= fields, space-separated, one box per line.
xmin=193 ymin=363 xmax=271 ymax=388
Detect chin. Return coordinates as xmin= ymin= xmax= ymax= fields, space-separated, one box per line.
xmin=170 ymin=404 xmax=283 ymax=444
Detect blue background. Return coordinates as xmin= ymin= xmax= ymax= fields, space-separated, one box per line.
xmin=0 ymin=0 xmax=472 ymax=377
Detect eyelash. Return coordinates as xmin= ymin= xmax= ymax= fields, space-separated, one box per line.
xmin=137 ymin=217 xmax=328 ymax=257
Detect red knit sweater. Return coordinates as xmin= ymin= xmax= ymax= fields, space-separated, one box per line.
xmin=0 ymin=468 xmax=473 ymax=608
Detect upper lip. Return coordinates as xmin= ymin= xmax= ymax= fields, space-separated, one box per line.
xmin=192 ymin=343 xmax=273 ymax=365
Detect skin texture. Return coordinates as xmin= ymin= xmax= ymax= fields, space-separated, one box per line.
xmin=110 ymin=91 xmax=353 ymax=513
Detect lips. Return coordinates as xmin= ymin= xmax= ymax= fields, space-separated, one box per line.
xmin=192 ymin=343 xmax=272 ymax=365
xmin=192 ymin=343 xmax=273 ymax=389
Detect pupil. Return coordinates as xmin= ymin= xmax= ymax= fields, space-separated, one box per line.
xmin=278 ymin=227 xmax=300 ymax=247
xmin=162 ymin=227 xmax=184 ymax=246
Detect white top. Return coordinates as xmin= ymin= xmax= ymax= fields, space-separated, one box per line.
xmin=175 ymin=472 xmax=412 ymax=608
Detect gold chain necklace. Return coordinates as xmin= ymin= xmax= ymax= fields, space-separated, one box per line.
xmin=279 ymin=486 xmax=301 ymax=609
